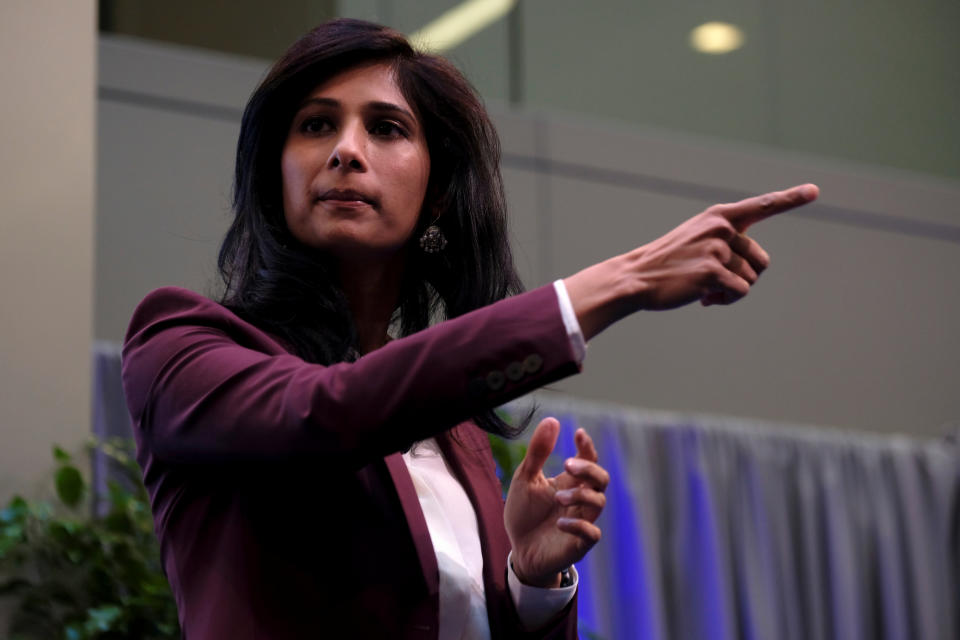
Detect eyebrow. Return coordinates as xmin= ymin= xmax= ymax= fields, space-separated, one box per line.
xmin=296 ymin=97 xmax=417 ymax=123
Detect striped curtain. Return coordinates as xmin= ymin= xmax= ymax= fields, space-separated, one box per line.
xmin=505 ymin=396 xmax=959 ymax=640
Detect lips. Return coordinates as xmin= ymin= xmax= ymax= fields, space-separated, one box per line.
xmin=318 ymin=188 xmax=377 ymax=206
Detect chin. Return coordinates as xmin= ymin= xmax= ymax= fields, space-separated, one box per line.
xmin=302 ymin=234 xmax=410 ymax=262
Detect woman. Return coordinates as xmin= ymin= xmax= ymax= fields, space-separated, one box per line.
xmin=121 ymin=18 xmax=817 ymax=639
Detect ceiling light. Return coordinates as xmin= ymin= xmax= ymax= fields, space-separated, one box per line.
xmin=409 ymin=0 xmax=517 ymax=52
xmin=689 ymin=22 xmax=745 ymax=55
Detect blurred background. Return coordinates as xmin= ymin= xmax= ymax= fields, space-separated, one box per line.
xmin=1 ymin=1 xmax=959 ymax=636
xmin=3 ymin=0 xmax=959 ymax=499
xmin=98 ymin=0 xmax=960 ymax=179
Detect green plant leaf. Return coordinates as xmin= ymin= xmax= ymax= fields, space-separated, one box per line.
xmin=55 ymin=465 xmax=85 ymax=507
xmin=513 ymin=443 xmax=528 ymax=467
xmin=487 ymin=433 xmax=531 ymax=495
xmin=53 ymin=445 xmax=72 ymax=463
xmin=1 ymin=496 xmax=29 ymax=523
xmin=0 ymin=535 xmax=22 ymax=557
xmin=85 ymin=604 xmax=122 ymax=632
xmin=1 ymin=523 xmax=24 ymax=539
xmin=5 ymin=437 xmax=180 ymax=639
xmin=104 ymin=509 xmax=135 ymax=535
xmin=29 ymin=500 xmax=53 ymax=520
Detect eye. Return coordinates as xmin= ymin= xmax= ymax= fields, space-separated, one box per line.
xmin=300 ymin=116 xmax=333 ymax=135
xmin=370 ymin=120 xmax=407 ymax=139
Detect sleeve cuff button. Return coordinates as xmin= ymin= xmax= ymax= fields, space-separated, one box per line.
xmin=505 ymin=361 xmax=525 ymax=381
xmin=523 ymin=354 xmax=543 ymax=374
xmin=486 ymin=370 xmax=506 ymax=390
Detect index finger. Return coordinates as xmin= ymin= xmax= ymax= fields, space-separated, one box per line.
xmin=574 ymin=428 xmax=599 ymax=463
xmin=719 ymin=183 xmax=819 ymax=232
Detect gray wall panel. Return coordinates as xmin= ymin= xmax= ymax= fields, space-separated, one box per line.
xmin=96 ymin=100 xmax=237 ymax=340
xmin=96 ymin=35 xmax=960 ymax=436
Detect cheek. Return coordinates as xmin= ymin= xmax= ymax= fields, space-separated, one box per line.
xmin=396 ymin=152 xmax=431 ymax=221
xmin=280 ymin=150 xmax=310 ymax=223
xmin=407 ymin=165 xmax=430 ymax=212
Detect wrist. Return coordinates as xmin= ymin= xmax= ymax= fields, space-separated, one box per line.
xmin=563 ymin=254 xmax=638 ymax=341
xmin=619 ymin=246 xmax=655 ymax=309
xmin=512 ymin=559 xmax=563 ymax=589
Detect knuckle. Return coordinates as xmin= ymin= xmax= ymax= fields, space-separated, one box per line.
xmin=702 ymin=214 xmax=734 ymax=238
xmin=600 ymin=471 xmax=611 ymax=489
xmin=707 ymin=238 xmax=729 ymax=259
xmin=714 ymin=221 xmax=736 ymax=240
xmin=704 ymin=262 xmax=725 ymax=284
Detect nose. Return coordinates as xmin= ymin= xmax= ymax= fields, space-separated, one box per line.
xmin=327 ymin=121 xmax=367 ymax=173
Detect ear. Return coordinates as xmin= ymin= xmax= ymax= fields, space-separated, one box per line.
xmin=421 ymin=186 xmax=445 ymax=226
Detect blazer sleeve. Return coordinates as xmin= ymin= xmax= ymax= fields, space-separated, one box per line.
xmin=121 ymin=285 xmax=581 ymax=469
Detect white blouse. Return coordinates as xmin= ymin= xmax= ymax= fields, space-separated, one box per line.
xmin=400 ymin=280 xmax=585 ymax=639
xmin=403 ymin=438 xmax=579 ymax=638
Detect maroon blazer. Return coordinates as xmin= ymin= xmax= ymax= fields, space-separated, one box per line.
xmin=121 ymin=284 xmax=582 ymax=639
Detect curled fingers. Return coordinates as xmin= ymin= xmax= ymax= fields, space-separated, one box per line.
xmin=555 ymin=487 xmax=605 ymax=535
xmin=557 ymin=518 xmax=603 ymax=555
xmin=729 ymin=233 xmax=770 ymax=274
xmin=702 ymin=233 xmax=768 ymax=306
xmin=555 ymin=486 xmax=606 ymax=512
xmin=701 ymin=265 xmax=750 ymax=306
xmin=564 ymin=458 xmax=610 ymax=492
xmin=725 ymin=252 xmax=758 ymax=285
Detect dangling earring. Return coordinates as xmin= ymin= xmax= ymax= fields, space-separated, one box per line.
xmin=419 ymin=223 xmax=447 ymax=254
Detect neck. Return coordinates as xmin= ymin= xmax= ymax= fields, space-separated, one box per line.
xmin=337 ymin=252 xmax=406 ymax=355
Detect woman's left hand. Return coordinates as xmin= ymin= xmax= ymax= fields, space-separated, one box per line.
xmin=504 ymin=417 xmax=609 ymax=588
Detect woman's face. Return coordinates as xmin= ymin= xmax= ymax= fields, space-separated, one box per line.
xmin=281 ymin=62 xmax=431 ymax=262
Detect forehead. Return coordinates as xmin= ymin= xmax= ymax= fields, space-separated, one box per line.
xmin=302 ymin=62 xmax=411 ymax=110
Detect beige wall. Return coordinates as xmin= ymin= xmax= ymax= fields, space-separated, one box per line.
xmin=0 ymin=2 xmax=96 ymax=500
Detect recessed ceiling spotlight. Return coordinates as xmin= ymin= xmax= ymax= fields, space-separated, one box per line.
xmin=689 ymin=21 xmax=745 ymax=54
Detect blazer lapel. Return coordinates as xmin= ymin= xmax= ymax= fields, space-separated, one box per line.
xmin=384 ymin=452 xmax=439 ymax=599
xmin=435 ymin=424 xmax=514 ymax=634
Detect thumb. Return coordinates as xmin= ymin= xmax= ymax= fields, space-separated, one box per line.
xmin=517 ymin=417 xmax=560 ymax=481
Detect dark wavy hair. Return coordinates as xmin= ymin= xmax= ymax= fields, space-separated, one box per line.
xmin=218 ymin=19 xmax=526 ymax=437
